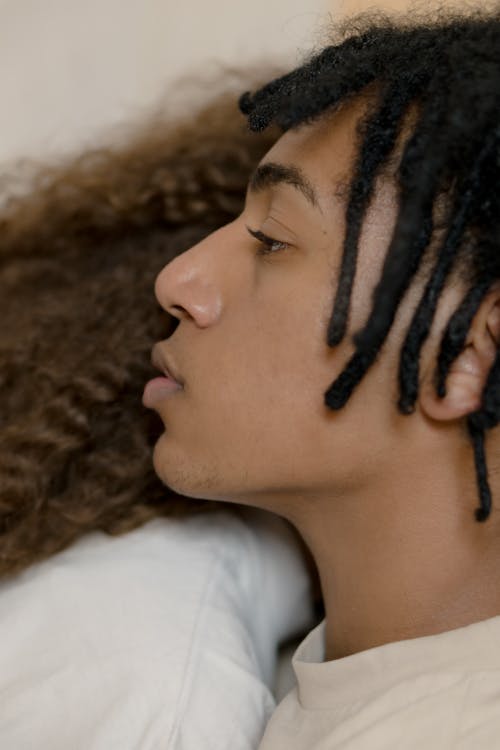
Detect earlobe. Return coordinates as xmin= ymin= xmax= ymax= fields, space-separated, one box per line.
xmin=420 ymin=293 xmax=500 ymax=424
xmin=420 ymin=345 xmax=483 ymax=421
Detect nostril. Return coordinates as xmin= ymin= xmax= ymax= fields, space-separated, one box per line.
xmin=169 ymin=304 xmax=190 ymax=322
xmin=168 ymin=316 xmax=181 ymax=334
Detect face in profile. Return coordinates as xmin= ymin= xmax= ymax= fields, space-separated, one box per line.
xmin=146 ymin=100 xmax=417 ymax=518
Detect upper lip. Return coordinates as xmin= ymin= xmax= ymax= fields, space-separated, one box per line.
xmin=151 ymin=343 xmax=184 ymax=386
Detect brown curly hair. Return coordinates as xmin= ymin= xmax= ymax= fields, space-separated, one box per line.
xmin=0 ymin=82 xmax=278 ymax=579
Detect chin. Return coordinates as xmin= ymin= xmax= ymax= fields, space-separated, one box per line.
xmin=152 ymin=437 xmax=227 ymax=502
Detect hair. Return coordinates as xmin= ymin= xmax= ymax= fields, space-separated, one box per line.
xmin=240 ymin=7 xmax=500 ymax=522
xmin=0 ymin=85 xmax=278 ymax=579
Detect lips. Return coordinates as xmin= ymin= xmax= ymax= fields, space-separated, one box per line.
xmin=151 ymin=343 xmax=184 ymax=387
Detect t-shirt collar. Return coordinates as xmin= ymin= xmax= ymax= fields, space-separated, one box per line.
xmin=293 ymin=615 xmax=500 ymax=711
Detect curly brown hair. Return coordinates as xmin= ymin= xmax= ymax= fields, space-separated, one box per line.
xmin=0 ymin=83 xmax=278 ymax=579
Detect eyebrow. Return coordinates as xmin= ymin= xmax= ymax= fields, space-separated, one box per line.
xmin=248 ymin=161 xmax=319 ymax=209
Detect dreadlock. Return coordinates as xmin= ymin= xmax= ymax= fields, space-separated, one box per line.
xmin=239 ymin=9 xmax=500 ymax=522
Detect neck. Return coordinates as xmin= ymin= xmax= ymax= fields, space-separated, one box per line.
xmin=290 ymin=434 xmax=500 ymax=661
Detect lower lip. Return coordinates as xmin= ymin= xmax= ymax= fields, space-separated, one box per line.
xmin=142 ymin=376 xmax=183 ymax=408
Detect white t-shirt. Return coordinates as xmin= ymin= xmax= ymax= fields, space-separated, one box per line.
xmin=259 ymin=615 xmax=500 ymax=749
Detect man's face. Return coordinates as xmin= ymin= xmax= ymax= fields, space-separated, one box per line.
xmin=149 ymin=100 xmax=410 ymax=517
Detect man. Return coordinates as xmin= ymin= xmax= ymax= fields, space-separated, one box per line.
xmin=143 ymin=8 xmax=500 ymax=748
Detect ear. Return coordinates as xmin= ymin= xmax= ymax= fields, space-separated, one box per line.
xmin=420 ymin=288 xmax=500 ymax=422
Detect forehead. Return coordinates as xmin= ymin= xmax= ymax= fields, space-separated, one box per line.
xmin=256 ymin=100 xmax=367 ymax=205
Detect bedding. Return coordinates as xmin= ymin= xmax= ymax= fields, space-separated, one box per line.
xmin=0 ymin=509 xmax=314 ymax=749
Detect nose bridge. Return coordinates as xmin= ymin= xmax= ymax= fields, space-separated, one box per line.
xmin=155 ymin=226 xmax=228 ymax=327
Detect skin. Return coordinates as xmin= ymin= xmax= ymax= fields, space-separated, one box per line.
xmin=150 ymin=97 xmax=500 ymax=661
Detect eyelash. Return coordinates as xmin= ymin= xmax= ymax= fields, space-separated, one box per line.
xmin=246 ymin=226 xmax=290 ymax=256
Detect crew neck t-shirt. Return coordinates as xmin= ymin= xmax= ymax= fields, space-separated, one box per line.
xmin=258 ymin=615 xmax=500 ymax=749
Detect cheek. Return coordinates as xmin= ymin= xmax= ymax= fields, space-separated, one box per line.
xmin=170 ymin=319 xmax=319 ymax=465
xmin=181 ymin=328 xmax=343 ymax=473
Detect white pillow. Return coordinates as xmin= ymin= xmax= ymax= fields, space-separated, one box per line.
xmin=0 ymin=509 xmax=314 ymax=750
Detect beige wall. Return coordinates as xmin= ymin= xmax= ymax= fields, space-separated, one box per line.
xmin=0 ymin=0 xmax=328 ymax=166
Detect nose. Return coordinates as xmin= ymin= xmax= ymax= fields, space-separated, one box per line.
xmin=154 ymin=226 xmax=226 ymax=329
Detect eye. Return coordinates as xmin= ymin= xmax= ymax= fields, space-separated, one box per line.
xmin=246 ymin=226 xmax=290 ymax=256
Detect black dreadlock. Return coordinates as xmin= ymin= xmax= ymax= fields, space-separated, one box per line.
xmin=239 ymin=10 xmax=500 ymax=522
